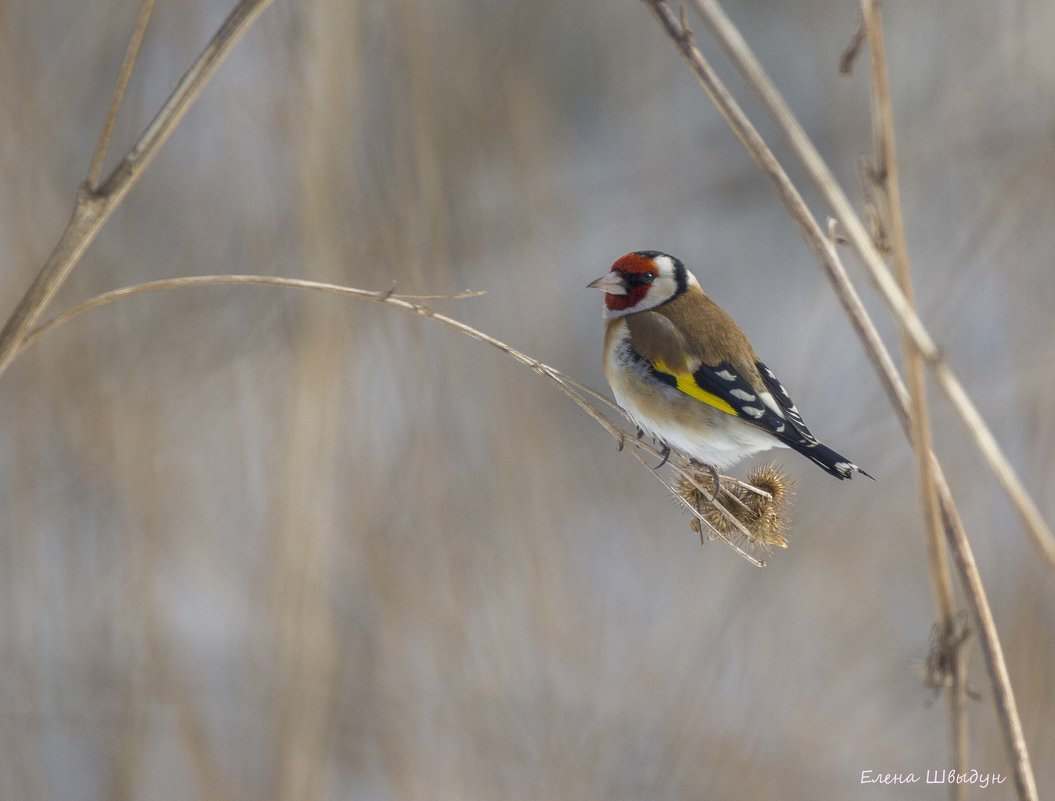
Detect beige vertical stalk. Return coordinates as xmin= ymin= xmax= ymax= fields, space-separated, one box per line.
xmin=860 ymin=3 xmax=966 ymax=796
xmin=268 ymin=6 xmax=361 ymax=799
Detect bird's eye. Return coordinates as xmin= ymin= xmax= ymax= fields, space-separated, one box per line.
xmin=626 ymin=272 xmax=656 ymax=286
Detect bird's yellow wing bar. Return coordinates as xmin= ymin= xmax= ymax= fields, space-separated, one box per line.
xmin=652 ymin=358 xmax=737 ymax=416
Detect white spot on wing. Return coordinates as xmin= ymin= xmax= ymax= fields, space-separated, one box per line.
xmin=759 ymin=391 xmax=784 ymax=417
xmin=730 ymin=389 xmax=755 ymax=401
xmin=716 ymin=369 xmax=737 ymax=381
xmin=742 ymin=406 xmax=764 ymax=418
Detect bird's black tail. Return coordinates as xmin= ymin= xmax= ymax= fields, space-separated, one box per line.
xmin=787 ymin=440 xmax=874 ymax=481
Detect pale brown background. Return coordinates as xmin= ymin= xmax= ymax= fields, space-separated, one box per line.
xmin=1 ymin=1 xmax=1053 ymax=799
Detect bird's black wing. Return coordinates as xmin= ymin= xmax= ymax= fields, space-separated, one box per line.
xmin=753 ymin=360 xmax=871 ymax=479
xmin=752 ymin=360 xmax=818 ymax=443
xmin=665 ymin=358 xmax=797 ymax=440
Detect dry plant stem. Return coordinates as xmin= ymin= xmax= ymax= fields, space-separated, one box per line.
xmin=933 ymin=454 xmax=1036 ymax=801
xmin=643 ymin=1 xmax=906 ymax=421
xmin=0 ymin=0 xmax=273 ymax=380
xmin=861 ymin=2 xmax=964 ymax=793
xmin=954 ymin=641 xmax=970 ymax=793
xmin=20 ymin=276 xmax=485 ymax=351
xmin=86 ymin=0 xmax=157 ymax=188
xmin=644 ymin=2 xmax=1037 ymax=797
xmin=686 ymin=0 xmax=1055 ymax=572
xmin=862 ymin=0 xmax=953 ymax=639
xmin=23 ymin=273 xmax=766 ymax=567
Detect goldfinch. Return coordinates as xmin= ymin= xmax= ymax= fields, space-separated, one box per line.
xmin=589 ymin=251 xmax=871 ymax=480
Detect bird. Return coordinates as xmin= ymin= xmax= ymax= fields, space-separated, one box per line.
xmin=588 ymin=250 xmax=871 ymax=480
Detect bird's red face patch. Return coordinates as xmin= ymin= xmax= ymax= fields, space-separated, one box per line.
xmin=605 ymin=253 xmax=656 ymax=311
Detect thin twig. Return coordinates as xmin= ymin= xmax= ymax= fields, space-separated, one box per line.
xmin=22 ymin=273 xmax=767 ymax=566
xmin=644 ymin=2 xmax=1038 ymax=797
xmin=721 ymin=475 xmax=772 ymax=500
xmin=953 ymin=630 xmax=970 ymax=795
xmin=20 ymin=275 xmax=484 ymax=351
xmin=838 ymin=13 xmax=866 ymax=76
xmin=685 ymin=0 xmax=1055 ymax=573
xmin=860 ymin=2 xmax=965 ymax=794
xmin=86 ymin=0 xmax=157 ymax=188
xmin=0 ymin=0 xmax=273 ymax=380
xmin=932 ymin=451 xmax=1033 ymax=801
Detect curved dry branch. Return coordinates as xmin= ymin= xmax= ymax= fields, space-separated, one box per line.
xmin=21 ymin=275 xmax=485 ymax=351
xmin=25 ymin=273 xmax=771 ymax=567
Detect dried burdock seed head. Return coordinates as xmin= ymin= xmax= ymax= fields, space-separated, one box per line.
xmin=676 ymin=462 xmax=794 ymax=555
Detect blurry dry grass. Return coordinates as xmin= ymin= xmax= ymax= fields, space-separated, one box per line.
xmin=2 ymin=1 xmax=1054 ymax=800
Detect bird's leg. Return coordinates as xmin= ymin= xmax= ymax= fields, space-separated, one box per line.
xmin=653 ymin=443 xmax=672 ymax=469
xmin=703 ymin=463 xmax=720 ymax=502
xmin=691 ymin=517 xmax=705 ymax=546
xmin=688 ymin=459 xmax=721 ymax=502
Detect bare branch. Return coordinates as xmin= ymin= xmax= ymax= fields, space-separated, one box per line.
xmin=86 ymin=0 xmax=157 ymax=188
xmin=0 ymin=0 xmax=273 ymax=381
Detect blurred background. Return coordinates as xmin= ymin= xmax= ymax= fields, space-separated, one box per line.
xmin=1 ymin=0 xmax=1053 ymax=798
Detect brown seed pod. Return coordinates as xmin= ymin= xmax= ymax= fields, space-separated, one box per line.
xmin=677 ymin=462 xmax=794 ymax=554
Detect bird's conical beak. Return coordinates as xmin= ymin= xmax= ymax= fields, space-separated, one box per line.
xmin=587 ymin=271 xmax=627 ymax=295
